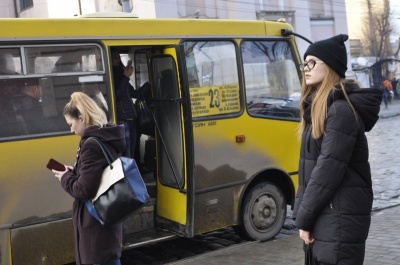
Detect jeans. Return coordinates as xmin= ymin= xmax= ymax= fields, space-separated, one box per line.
xmin=121 ymin=119 xmax=137 ymax=158
xmin=94 ymin=259 xmax=121 ymax=265
xmin=383 ymin=91 xmax=390 ymax=108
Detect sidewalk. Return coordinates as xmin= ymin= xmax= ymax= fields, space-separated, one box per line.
xmin=168 ymin=205 xmax=400 ymax=265
xmin=379 ymin=98 xmax=400 ymax=119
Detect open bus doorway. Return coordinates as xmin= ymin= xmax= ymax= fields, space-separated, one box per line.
xmin=108 ymin=45 xmax=195 ymax=245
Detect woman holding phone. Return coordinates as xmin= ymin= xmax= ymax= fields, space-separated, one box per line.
xmin=52 ymin=92 xmax=125 ymax=265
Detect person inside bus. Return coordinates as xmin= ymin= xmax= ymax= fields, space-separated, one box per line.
xmin=293 ymin=34 xmax=382 ymax=265
xmin=111 ymin=50 xmax=150 ymax=161
xmin=11 ymin=78 xmax=44 ymax=134
xmin=52 ymin=92 xmax=125 ymax=265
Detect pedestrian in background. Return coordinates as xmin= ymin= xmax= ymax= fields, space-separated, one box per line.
xmin=381 ymin=80 xmax=391 ymax=108
xmin=383 ymin=79 xmax=393 ymax=104
xmin=53 ymin=92 xmax=125 ymax=265
xmin=293 ymin=34 xmax=382 ymax=265
xmin=391 ymin=78 xmax=398 ymax=99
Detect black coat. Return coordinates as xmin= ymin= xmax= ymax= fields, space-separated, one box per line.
xmin=61 ymin=124 xmax=125 ymax=265
xmin=293 ymin=85 xmax=382 ymax=265
xmin=113 ymin=64 xmax=150 ymax=122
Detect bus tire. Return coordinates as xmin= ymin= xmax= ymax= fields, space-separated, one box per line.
xmin=234 ymin=182 xmax=286 ymax=241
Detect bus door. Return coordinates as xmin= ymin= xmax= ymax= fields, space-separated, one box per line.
xmin=149 ymin=46 xmax=194 ymax=237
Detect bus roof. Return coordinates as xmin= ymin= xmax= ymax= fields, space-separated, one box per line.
xmin=0 ymin=18 xmax=293 ymax=41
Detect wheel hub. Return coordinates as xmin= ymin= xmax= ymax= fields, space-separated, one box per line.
xmin=252 ymin=194 xmax=277 ymax=228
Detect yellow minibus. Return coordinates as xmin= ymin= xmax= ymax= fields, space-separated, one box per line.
xmin=0 ymin=15 xmax=301 ymax=264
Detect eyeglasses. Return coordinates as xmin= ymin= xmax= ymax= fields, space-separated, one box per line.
xmin=299 ymin=59 xmax=324 ymax=71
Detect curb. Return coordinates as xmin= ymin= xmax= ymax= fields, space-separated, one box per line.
xmin=371 ymin=203 xmax=400 ymax=214
xmin=379 ymin=113 xmax=400 ymax=119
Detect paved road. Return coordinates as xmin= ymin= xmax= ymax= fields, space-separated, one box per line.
xmin=368 ymin=100 xmax=400 ymax=209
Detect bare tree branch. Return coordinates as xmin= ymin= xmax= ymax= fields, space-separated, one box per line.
xmin=360 ymin=0 xmax=393 ymax=59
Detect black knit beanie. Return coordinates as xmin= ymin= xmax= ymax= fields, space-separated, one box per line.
xmin=303 ymin=34 xmax=349 ymax=78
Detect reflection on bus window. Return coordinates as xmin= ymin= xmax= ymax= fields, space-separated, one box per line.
xmin=0 ymin=48 xmax=22 ymax=75
xmin=184 ymin=41 xmax=240 ymax=118
xmin=241 ymin=40 xmax=301 ymax=121
xmin=24 ymin=45 xmax=104 ymax=74
xmin=0 ymin=44 xmax=108 ymax=140
xmin=151 ymin=56 xmax=184 ymax=189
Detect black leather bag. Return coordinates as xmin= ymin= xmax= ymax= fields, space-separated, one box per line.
xmin=135 ymin=94 xmax=155 ymax=136
xmin=84 ymin=137 xmax=150 ymax=227
xmin=305 ymin=244 xmax=317 ymax=265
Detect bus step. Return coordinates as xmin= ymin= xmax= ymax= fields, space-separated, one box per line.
xmin=146 ymin=183 xmax=156 ymax=198
xmin=123 ymin=198 xmax=156 ymax=234
xmin=142 ymin=171 xmax=157 ymax=198
xmin=122 ymin=228 xmax=177 ymax=250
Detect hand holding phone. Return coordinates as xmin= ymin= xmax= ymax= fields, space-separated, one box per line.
xmin=46 ymin=158 xmax=66 ymax=171
xmin=123 ymin=60 xmax=134 ymax=77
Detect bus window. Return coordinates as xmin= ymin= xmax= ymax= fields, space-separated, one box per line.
xmin=111 ymin=49 xmax=150 ymax=90
xmin=25 ymin=45 xmax=104 ymax=74
xmin=0 ymin=48 xmax=21 ymax=75
xmin=0 ymin=44 xmax=108 ymax=140
xmin=184 ymin=41 xmax=240 ymax=118
xmin=242 ymin=40 xmax=301 ymax=120
xmin=134 ymin=51 xmax=150 ymax=89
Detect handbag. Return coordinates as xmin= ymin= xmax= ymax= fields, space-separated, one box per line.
xmin=304 ymin=243 xmax=316 ymax=265
xmin=135 ymin=93 xmax=155 ymax=136
xmin=84 ymin=137 xmax=150 ymax=227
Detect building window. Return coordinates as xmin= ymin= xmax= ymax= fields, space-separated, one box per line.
xmin=20 ymin=0 xmax=33 ymax=11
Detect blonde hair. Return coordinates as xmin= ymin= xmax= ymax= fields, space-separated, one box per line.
xmin=63 ymin=92 xmax=107 ymax=127
xmin=298 ymin=66 xmax=356 ymax=139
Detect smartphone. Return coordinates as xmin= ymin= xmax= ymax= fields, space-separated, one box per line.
xmin=127 ymin=59 xmax=133 ymax=67
xmin=46 ymin=158 xmax=66 ymax=171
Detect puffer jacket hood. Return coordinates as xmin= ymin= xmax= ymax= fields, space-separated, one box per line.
xmin=332 ymin=83 xmax=382 ymax=132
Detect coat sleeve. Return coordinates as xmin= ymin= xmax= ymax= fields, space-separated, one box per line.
xmin=295 ymin=101 xmax=360 ymax=231
xmin=116 ymin=76 xmax=131 ymax=100
xmin=60 ymin=141 xmax=107 ymax=200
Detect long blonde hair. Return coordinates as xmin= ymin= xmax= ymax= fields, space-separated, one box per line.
xmin=298 ymin=67 xmax=355 ymax=139
xmin=63 ymin=92 xmax=107 ymax=127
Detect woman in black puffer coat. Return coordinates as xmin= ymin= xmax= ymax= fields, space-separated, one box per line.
xmin=293 ymin=34 xmax=382 ymax=265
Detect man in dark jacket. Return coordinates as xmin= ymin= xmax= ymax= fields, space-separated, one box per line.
xmin=112 ymin=50 xmax=150 ymax=160
xmin=11 ymin=78 xmax=44 ymax=134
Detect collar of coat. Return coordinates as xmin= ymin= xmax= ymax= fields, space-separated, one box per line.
xmin=302 ymin=81 xmax=382 ymax=132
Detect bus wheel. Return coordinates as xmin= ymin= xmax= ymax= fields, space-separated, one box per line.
xmin=234 ymin=182 xmax=286 ymax=241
